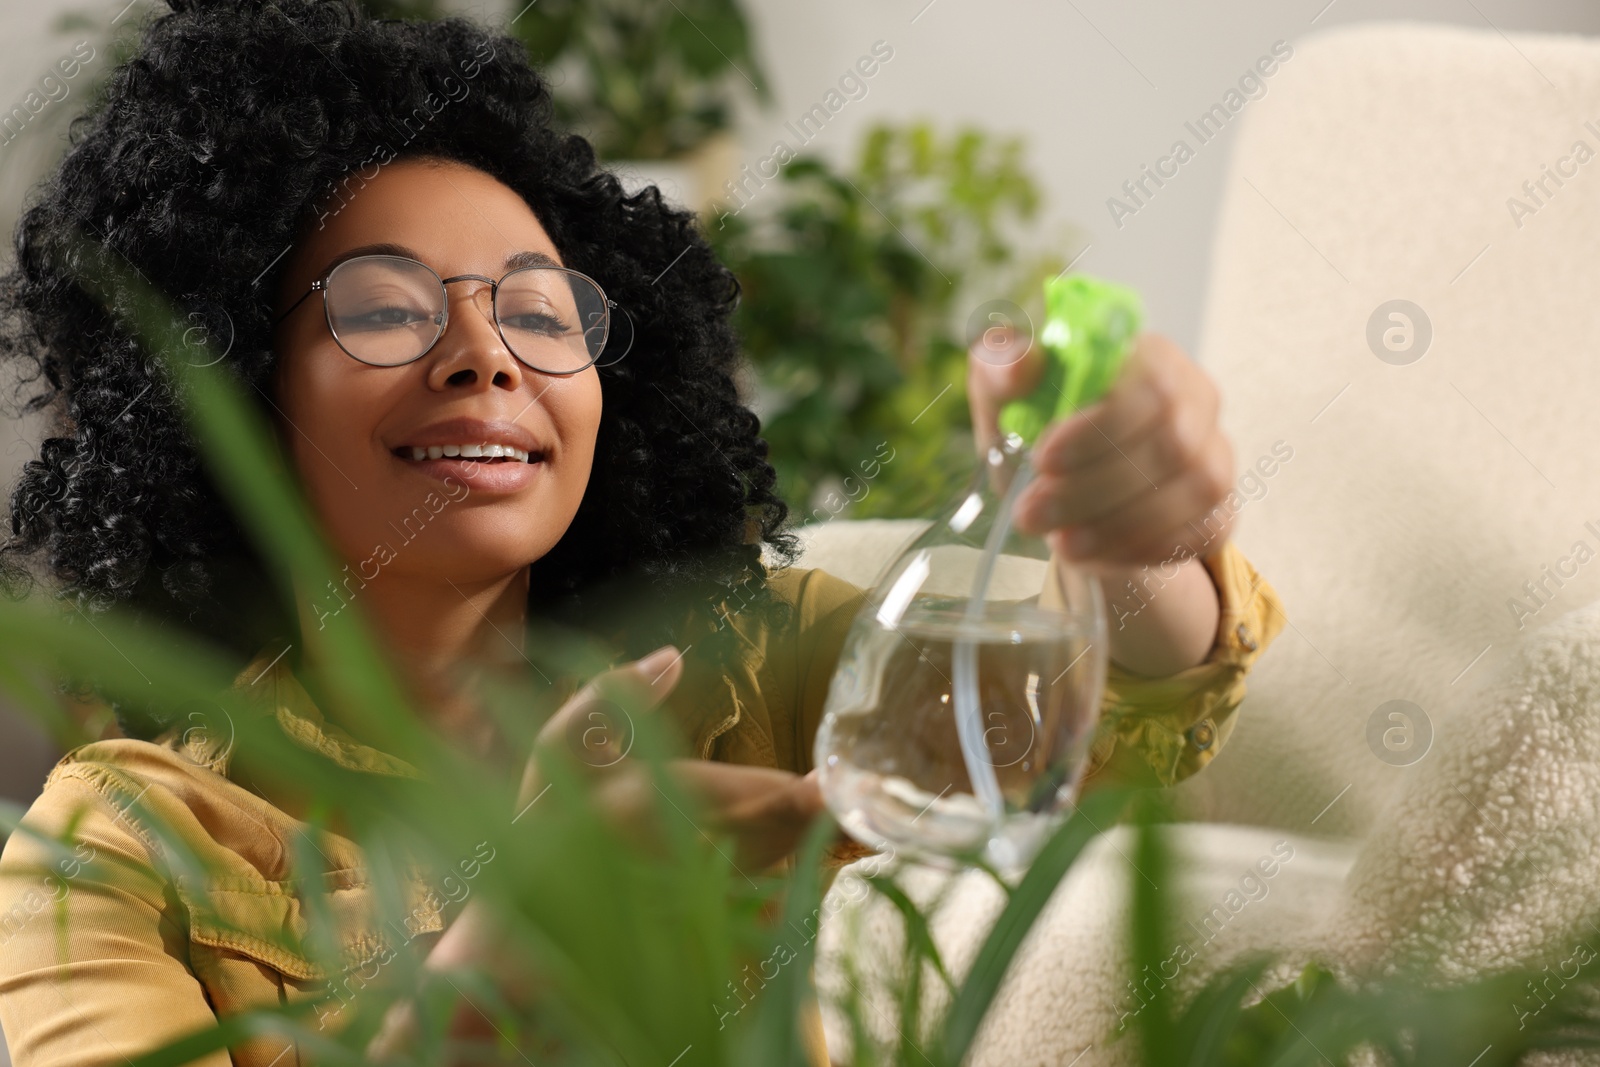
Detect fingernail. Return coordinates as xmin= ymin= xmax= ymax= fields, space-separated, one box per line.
xmin=1067 ymin=528 xmax=1097 ymax=557
xmin=635 ymin=645 xmax=680 ymax=678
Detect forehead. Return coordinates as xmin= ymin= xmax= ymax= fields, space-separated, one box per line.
xmin=279 ymin=157 xmax=561 ymax=297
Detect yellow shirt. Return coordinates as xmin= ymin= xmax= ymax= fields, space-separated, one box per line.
xmin=0 ymin=546 xmax=1283 ymax=1066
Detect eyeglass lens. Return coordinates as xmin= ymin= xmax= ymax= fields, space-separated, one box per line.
xmin=324 ymin=255 xmax=609 ymax=371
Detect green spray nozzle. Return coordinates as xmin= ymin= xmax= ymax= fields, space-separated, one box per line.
xmin=996 ymin=274 xmax=1143 ymax=447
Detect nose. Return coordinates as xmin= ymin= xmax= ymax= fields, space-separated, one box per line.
xmin=424 ymin=278 xmax=524 ymax=392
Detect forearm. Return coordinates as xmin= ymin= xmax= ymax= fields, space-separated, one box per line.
xmin=1050 ymin=549 xmax=1222 ymax=677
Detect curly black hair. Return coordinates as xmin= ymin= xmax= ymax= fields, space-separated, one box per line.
xmin=0 ymin=0 xmax=800 ymax=737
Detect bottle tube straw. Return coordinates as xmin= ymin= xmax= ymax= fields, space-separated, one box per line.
xmin=950 ymin=448 xmax=1038 ymax=832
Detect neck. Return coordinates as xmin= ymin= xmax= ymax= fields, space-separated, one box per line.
xmin=291 ymin=565 xmax=533 ymax=751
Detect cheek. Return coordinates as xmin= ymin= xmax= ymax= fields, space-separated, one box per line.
xmin=541 ymin=373 xmax=603 ymax=522
xmin=556 ymin=371 xmax=604 ymax=468
xmin=272 ymin=348 xmax=389 ymax=547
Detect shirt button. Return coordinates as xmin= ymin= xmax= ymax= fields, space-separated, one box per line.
xmin=1187 ymin=719 xmax=1216 ymax=751
xmin=1235 ymin=622 xmax=1257 ymax=651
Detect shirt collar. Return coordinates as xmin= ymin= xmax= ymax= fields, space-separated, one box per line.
xmin=192 ymin=640 xmax=422 ymax=780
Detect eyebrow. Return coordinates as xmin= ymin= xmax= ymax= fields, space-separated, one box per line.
xmin=504 ymin=249 xmax=562 ymax=271
xmin=314 ymin=243 xmax=564 ymax=277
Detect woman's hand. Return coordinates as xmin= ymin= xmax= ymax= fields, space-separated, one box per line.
xmin=967 ymin=327 xmax=1227 ymax=676
xmin=968 ymin=328 xmax=1235 ymax=565
xmin=519 ymin=645 xmax=824 ymax=872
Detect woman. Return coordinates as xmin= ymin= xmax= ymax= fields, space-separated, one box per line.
xmin=0 ymin=0 xmax=1283 ymax=1063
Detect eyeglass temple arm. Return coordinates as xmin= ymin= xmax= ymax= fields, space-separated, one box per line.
xmin=272 ymin=280 xmax=324 ymax=327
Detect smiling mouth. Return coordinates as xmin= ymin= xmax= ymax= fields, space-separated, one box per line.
xmin=391 ymin=445 xmax=545 ymax=464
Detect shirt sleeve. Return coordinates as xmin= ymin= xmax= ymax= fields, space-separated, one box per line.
xmin=0 ymin=774 xmax=229 ymax=1067
xmin=1082 ymin=539 xmax=1286 ymax=789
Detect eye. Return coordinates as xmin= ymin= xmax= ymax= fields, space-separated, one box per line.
xmin=500 ymin=310 xmax=572 ymax=336
xmin=341 ymin=304 xmax=436 ymax=331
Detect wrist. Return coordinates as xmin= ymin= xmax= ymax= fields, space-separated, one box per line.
xmin=1091 ymin=551 xmax=1222 ymax=677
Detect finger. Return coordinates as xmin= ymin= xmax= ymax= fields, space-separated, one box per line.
xmin=1015 ymin=413 xmax=1223 ymax=532
xmin=967 ymin=326 xmax=1045 ymax=453
xmin=669 ymin=761 xmax=800 ymax=812
xmin=1032 ymin=334 xmax=1211 ymax=474
xmin=1014 ymin=465 xmax=1149 ymax=533
xmin=1053 ymin=434 xmax=1234 ymax=565
xmin=669 ymin=761 xmax=825 ymax=870
xmin=738 ymin=772 xmax=826 ymax=871
xmin=967 ymin=325 xmax=1044 ymax=400
xmin=1063 ymin=508 xmax=1229 ymax=571
xmin=608 ymin=644 xmax=686 ymax=704
xmin=710 ymin=767 xmax=824 ymax=832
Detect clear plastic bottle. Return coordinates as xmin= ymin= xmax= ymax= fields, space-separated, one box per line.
xmin=813 ymin=275 xmax=1142 ymax=871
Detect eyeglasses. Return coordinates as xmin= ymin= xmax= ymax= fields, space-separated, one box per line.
xmin=274 ymin=254 xmax=621 ymax=374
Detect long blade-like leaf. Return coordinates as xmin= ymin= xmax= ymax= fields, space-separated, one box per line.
xmin=744 ymin=811 xmax=840 ymax=1066
xmin=941 ymin=786 xmax=1131 ymax=1063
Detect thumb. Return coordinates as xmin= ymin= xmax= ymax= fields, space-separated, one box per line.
xmin=529 ymin=644 xmax=684 ymax=780
xmin=628 ymin=643 xmax=684 ymax=701
xmin=968 ymin=326 xmax=1045 ymax=453
xmin=586 ymin=643 xmax=686 ymax=738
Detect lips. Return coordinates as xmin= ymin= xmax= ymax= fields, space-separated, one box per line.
xmin=393 ymin=452 xmax=545 ymax=494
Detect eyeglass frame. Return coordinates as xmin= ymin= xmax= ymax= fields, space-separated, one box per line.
xmin=272 ymin=253 xmax=620 ymax=375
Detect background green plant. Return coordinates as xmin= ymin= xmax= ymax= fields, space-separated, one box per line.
xmin=710 ymin=122 xmax=1075 ymax=521
xmin=506 ymin=0 xmax=769 ymax=162
xmin=496 ymin=2 xmax=1082 ymax=522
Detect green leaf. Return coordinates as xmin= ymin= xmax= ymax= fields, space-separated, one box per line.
xmin=742 ymin=812 xmax=839 ymax=1066
xmin=864 ymin=872 xmax=956 ymax=995
xmin=941 ymin=786 xmax=1132 ymax=1063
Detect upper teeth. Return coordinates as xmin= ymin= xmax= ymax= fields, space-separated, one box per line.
xmin=407 ymin=444 xmax=535 ymax=462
